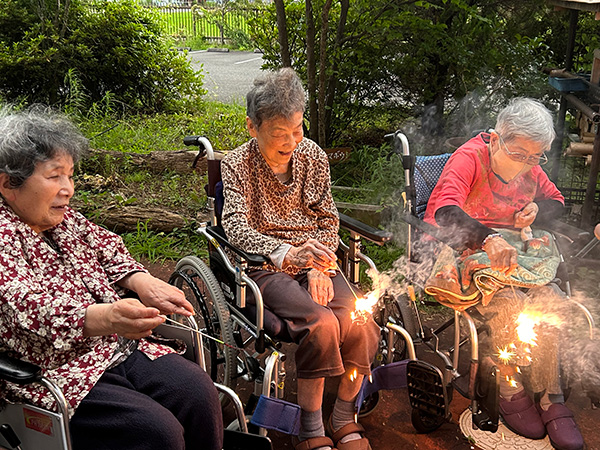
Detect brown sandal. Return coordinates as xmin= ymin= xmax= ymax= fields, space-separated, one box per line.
xmin=326 ymin=417 xmax=372 ymax=450
xmin=291 ymin=435 xmax=337 ymax=450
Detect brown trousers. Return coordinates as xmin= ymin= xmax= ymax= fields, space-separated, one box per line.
xmin=248 ymin=270 xmax=381 ymax=379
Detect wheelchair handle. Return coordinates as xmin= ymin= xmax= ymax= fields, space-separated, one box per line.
xmin=183 ymin=136 xmax=216 ymax=167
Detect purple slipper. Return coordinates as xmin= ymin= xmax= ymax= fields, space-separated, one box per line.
xmin=537 ymin=403 xmax=584 ymax=450
xmin=499 ymin=390 xmax=546 ymax=439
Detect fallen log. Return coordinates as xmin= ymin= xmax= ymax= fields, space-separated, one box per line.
xmin=88 ymin=148 xmax=207 ymax=174
xmin=565 ymin=142 xmax=594 ymax=156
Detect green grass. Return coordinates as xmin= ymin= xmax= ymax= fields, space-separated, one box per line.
xmin=77 ymin=101 xmax=247 ymax=154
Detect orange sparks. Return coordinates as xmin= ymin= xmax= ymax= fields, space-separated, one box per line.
xmin=516 ymin=309 xmax=563 ymax=346
xmin=349 ymin=368 xmax=358 ymax=382
xmin=497 ymin=346 xmax=516 ymax=364
xmin=351 ymin=291 xmax=379 ymax=324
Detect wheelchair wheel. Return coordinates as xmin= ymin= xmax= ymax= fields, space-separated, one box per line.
xmin=374 ymin=293 xmax=418 ymax=365
xmin=169 ymin=256 xmax=237 ymax=395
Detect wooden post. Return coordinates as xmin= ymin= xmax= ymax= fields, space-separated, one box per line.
xmin=581 ymin=125 xmax=600 ymax=228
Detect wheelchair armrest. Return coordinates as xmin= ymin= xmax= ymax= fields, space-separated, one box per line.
xmin=339 ymin=213 xmax=392 ymax=245
xmin=0 ymin=353 xmax=42 ymax=385
xmin=544 ymin=219 xmax=591 ymax=245
xmin=205 ymin=226 xmax=270 ymax=266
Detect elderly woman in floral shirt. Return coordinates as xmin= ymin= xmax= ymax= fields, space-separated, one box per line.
xmin=0 ymin=106 xmax=223 ymax=450
xmin=221 ymin=68 xmax=379 ymax=450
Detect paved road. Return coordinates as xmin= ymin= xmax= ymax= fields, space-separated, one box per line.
xmin=188 ymin=50 xmax=265 ymax=104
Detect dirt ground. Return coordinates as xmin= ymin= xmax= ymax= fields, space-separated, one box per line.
xmin=146 ymin=259 xmax=600 ymax=450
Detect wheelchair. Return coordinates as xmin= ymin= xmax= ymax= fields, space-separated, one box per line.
xmin=0 ymin=315 xmax=271 ymax=450
xmin=167 ymin=136 xmax=394 ymax=437
xmin=376 ymin=130 xmax=597 ymax=435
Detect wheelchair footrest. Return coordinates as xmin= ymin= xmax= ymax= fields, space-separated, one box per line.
xmin=249 ymin=395 xmax=301 ymax=435
xmin=355 ymin=360 xmax=408 ymax=415
xmin=407 ymin=360 xmax=449 ymax=419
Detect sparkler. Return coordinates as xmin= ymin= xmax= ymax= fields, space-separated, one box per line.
xmin=334 ymin=263 xmax=379 ymax=325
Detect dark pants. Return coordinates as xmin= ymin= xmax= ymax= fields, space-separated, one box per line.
xmin=70 ymin=351 xmax=223 ymax=450
xmin=248 ymin=270 xmax=381 ymax=379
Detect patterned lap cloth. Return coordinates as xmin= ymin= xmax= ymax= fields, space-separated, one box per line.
xmin=424 ymin=228 xmax=560 ymax=310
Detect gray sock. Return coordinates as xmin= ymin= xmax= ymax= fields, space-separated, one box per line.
xmin=331 ymin=398 xmax=361 ymax=444
xmin=299 ymin=408 xmax=326 ymax=443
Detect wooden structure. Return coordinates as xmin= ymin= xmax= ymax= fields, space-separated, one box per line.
xmin=548 ymin=0 xmax=600 ymax=228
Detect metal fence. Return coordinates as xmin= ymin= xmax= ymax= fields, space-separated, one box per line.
xmin=147 ymin=5 xmax=257 ymax=43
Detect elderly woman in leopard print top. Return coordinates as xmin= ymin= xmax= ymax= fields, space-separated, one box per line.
xmin=221 ymin=68 xmax=379 ymax=450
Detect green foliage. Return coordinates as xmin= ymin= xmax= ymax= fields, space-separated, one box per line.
xmin=76 ymin=100 xmax=247 ymax=154
xmin=121 ymin=221 xmax=208 ymax=263
xmin=0 ymin=0 xmax=205 ymax=113
xmin=252 ymin=0 xmax=593 ymax=142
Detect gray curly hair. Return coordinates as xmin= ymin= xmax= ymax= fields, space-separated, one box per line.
xmin=495 ymin=98 xmax=556 ymax=149
xmin=0 ymin=105 xmax=88 ymax=188
xmin=246 ymin=68 xmax=306 ymax=128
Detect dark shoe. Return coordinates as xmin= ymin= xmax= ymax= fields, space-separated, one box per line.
xmin=499 ymin=390 xmax=546 ymax=439
xmin=537 ymin=403 xmax=584 ymax=450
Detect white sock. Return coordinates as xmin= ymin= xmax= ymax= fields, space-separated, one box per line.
xmin=299 ymin=409 xmax=330 ymax=450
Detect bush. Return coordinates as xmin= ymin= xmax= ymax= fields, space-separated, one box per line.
xmin=0 ymin=0 xmax=205 ymax=113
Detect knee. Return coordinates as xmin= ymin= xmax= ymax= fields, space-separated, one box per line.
xmin=311 ymin=309 xmax=340 ymax=339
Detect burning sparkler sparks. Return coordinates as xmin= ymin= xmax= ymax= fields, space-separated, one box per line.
xmin=351 ymin=291 xmax=379 ymax=325
xmin=349 ymin=368 xmax=358 ymax=382
xmin=497 ymin=346 xmax=516 ymax=364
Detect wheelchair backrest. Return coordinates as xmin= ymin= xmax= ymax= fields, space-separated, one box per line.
xmin=413 ymin=153 xmax=452 ymax=219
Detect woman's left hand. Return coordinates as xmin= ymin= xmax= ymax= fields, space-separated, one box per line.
xmin=119 ymin=272 xmax=194 ymax=316
xmin=514 ymin=202 xmax=539 ymax=228
xmin=307 ymin=269 xmax=334 ymax=306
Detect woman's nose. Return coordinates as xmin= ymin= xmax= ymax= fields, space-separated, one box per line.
xmin=62 ymin=177 xmax=74 ymax=197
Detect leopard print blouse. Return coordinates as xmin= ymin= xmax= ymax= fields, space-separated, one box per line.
xmin=221 ymin=137 xmax=339 ymax=275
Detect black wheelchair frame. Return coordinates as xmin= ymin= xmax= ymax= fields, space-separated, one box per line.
xmin=168 ymin=136 xmax=395 ymax=435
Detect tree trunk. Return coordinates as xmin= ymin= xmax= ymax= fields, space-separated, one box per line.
xmin=317 ymin=0 xmax=333 ymax=147
xmin=324 ymin=0 xmax=349 ymax=146
xmin=305 ymin=0 xmax=319 ymax=143
xmin=88 ymin=148 xmax=208 ymax=175
xmin=274 ymin=0 xmax=291 ymax=67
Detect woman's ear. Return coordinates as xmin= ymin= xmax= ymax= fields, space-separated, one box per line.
xmin=246 ymin=116 xmax=258 ymax=138
xmin=0 ymin=173 xmax=16 ymax=201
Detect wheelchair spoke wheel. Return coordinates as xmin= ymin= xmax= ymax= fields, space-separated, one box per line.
xmin=169 ymin=256 xmax=237 ymax=397
xmin=374 ymin=293 xmax=418 ymax=365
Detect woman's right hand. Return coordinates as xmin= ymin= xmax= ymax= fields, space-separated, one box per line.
xmin=84 ymin=299 xmax=166 ymax=339
xmin=283 ymin=239 xmax=337 ymax=272
xmin=482 ymin=235 xmax=518 ymax=275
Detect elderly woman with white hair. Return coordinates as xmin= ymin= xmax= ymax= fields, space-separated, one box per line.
xmin=424 ymin=98 xmax=583 ymax=450
xmin=0 ymin=106 xmax=223 ymax=450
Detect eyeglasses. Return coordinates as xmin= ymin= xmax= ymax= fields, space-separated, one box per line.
xmin=497 ymin=134 xmax=548 ymax=166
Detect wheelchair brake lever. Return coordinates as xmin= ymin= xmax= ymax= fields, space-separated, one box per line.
xmin=0 ymin=423 xmax=22 ymax=450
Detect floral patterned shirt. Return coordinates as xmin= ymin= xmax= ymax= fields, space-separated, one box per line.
xmin=221 ymin=138 xmax=339 ymax=274
xmin=0 ymin=200 xmax=177 ymax=418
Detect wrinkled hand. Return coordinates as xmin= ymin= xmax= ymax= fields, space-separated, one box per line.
xmin=514 ymin=202 xmax=538 ymax=229
xmin=307 ymin=269 xmax=334 ymax=306
xmin=483 ymin=235 xmax=518 ymax=275
xmin=85 ymin=298 xmax=166 ymax=339
xmin=123 ymin=272 xmax=193 ymax=317
xmin=283 ymin=239 xmax=337 ymax=272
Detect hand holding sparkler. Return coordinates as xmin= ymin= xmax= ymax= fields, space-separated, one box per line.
xmin=482 ymin=234 xmax=518 ymax=275
xmin=283 ymin=239 xmax=337 ymax=272
xmin=514 ymin=202 xmax=539 ymax=229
